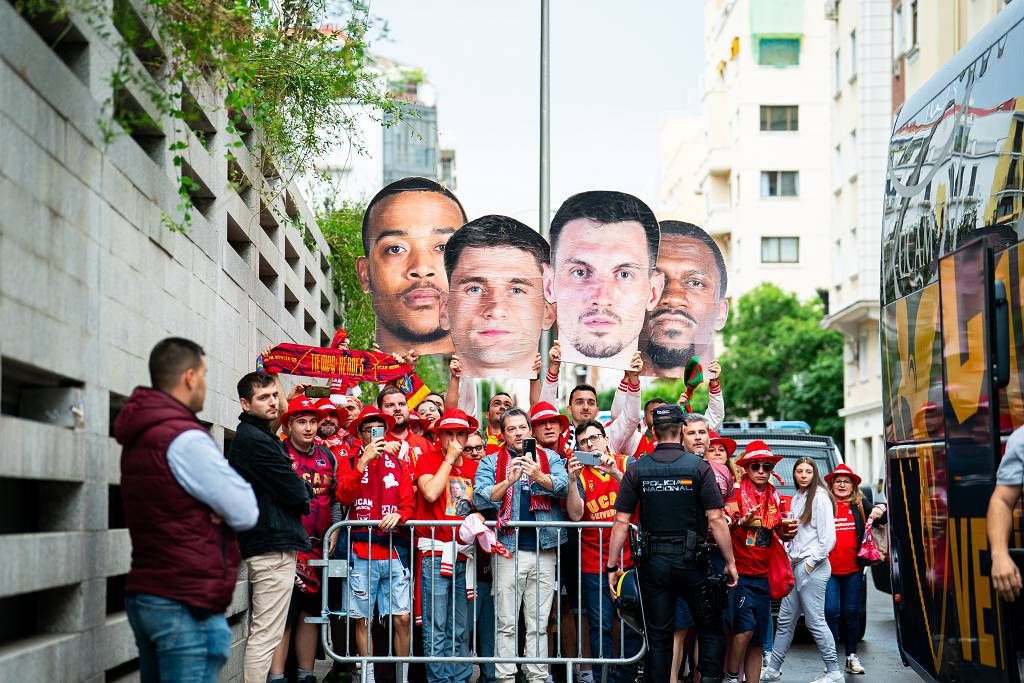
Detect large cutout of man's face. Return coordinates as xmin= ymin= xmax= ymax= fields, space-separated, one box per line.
xmin=441 ymin=216 xmax=554 ymax=379
xmin=356 ymin=182 xmax=466 ymax=356
xmin=640 ymin=222 xmax=729 ymax=377
xmin=544 ymin=192 xmax=665 ymax=371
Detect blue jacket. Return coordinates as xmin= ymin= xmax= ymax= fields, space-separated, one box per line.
xmin=473 ymin=446 xmax=568 ymax=553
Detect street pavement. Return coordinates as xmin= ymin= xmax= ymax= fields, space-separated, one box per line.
xmin=314 ymin=580 xmax=921 ymax=682
xmin=778 ymin=582 xmax=919 ymax=683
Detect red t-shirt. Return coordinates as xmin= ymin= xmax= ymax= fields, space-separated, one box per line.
xmin=391 ymin=430 xmax=433 ymax=471
xmin=413 ymin=450 xmax=479 ymax=544
xmin=731 ymin=486 xmax=783 ymax=577
xmin=830 ymin=501 xmax=860 ymax=576
xmin=577 ymin=455 xmax=633 ymax=574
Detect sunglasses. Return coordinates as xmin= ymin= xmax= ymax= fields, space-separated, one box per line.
xmin=463 ymin=444 xmax=485 ymax=453
xmin=748 ymin=462 xmax=775 ymax=473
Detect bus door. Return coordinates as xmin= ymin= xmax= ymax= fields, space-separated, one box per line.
xmin=938 ymin=236 xmax=1017 ymax=681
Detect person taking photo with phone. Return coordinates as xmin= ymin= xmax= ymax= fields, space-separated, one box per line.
xmin=336 ymin=406 xmax=416 ymax=679
xmin=473 ymin=408 xmax=568 ymax=683
xmin=565 ymin=420 xmax=641 ymax=683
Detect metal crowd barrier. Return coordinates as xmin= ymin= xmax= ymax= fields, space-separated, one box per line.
xmin=307 ymin=518 xmax=646 ymax=682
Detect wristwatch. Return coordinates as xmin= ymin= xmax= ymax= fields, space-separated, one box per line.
xmin=604 ymin=564 xmax=619 ymax=574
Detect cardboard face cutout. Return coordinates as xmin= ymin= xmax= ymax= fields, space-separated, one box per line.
xmin=544 ymin=191 xmax=664 ymax=371
xmin=639 ymin=222 xmax=729 ymax=377
xmin=441 ymin=216 xmax=554 ymax=380
xmin=356 ymin=180 xmax=466 ymax=356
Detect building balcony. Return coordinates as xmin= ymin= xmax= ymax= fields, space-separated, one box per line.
xmin=699 ymin=146 xmax=732 ymax=184
xmin=705 ymin=203 xmax=732 ymax=238
xmin=821 ymin=298 xmax=880 ymax=336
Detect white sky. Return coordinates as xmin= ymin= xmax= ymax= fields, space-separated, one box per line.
xmin=365 ymin=0 xmax=705 ymax=225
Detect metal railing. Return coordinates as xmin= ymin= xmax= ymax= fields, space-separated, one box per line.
xmin=307 ymin=519 xmax=646 ymax=682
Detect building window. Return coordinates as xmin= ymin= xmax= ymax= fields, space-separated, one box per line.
xmin=911 ymin=1 xmax=919 ymax=48
xmin=761 ymin=171 xmax=799 ymax=197
xmin=833 ymin=48 xmax=841 ymax=93
xmin=760 ymin=105 xmax=799 ymax=131
xmin=848 ymin=130 xmax=857 ymax=178
xmin=894 ymin=3 xmax=905 ymax=55
xmin=858 ymin=332 xmax=869 ymax=380
xmin=757 ymin=37 xmax=801 ymax=66
xmin=849 ymin=30 xmax=857 ymax=79
xmin=761 ymin=237 xmax=799 ymax=263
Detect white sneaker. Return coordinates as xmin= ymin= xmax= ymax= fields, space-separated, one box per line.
xmin=809 ymin=672 xmax=845 ymax=683
xmin=846 ymin=654 xmax=865 ymax=674
xmin=576 ymin=671 xmax=596 ymax=683
xmin=760 ymin=667 xmax=783 ymax=681
xmin=723 ymin=676 xmax=740 ymax=683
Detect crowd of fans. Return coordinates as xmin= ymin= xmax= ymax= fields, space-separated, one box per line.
xmin=117 ymin=336 xmax=886 ymax=683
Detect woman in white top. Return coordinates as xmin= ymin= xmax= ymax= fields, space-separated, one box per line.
xmin=761 ymin=457 xmax=841 ymax=683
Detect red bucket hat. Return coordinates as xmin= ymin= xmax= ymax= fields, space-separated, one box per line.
xmin=824 ymin=463 xmax=862 ymax=487
xmin=315 ymin=398 xmax=339 ymax=416
xmin=434 ymin=409 xmax=480 ymax=433
xmin=735 ymin=440 xmax=783 ymax=468
xmin=707 ymin=431 xmax=737 ymax=457
xmin=279 ymin=396 xmax=328 ymax=425
xmin=348 ymin=405 xmax=396 ymax=434
xmin=529 ymin=401 xmax=570 ymax=432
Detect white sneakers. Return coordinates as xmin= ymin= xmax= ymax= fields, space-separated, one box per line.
xmin=809 ymin=671 xmax=845 ymax=683
xmin=760 ymin=666 xmax=783 ymax=681
xmin=846 ymin=654 xmax=865 ymax=674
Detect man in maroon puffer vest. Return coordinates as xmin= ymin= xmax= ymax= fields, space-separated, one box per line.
xmin=115 ymin=337 xmax=258 ymax=683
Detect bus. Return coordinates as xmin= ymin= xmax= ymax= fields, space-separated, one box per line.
xmin=881 ymin=1 xmax=1024 ymax=680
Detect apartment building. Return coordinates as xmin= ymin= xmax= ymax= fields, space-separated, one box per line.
xmin=699 ymin=0 xmax=832 ymax=303
xmin=821 ymin=0 xmax=892 ymax=480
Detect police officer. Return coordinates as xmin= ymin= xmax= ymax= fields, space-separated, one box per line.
xmin=606 ymin=404 xmax=738 ymax=683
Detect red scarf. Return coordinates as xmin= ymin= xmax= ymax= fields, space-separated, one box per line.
xmin=738 ymin=477 xmax=782 ymax=530
xmin=495 ymin=445 xmax=551 ymax=531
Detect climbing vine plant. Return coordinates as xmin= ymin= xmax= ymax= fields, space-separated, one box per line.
xmin=16 ymin=0 xmax=403 ymax=231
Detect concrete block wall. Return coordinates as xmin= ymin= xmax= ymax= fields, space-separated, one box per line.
xmin=0 ymin=1 xmax=340 ymax=679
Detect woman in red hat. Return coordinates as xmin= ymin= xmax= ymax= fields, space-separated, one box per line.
xmin=822 ymin=463 xmax=886 ymax=675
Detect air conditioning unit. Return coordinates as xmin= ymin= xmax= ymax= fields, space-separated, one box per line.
xmin=825 ymin=0 xmax=839 ymax=21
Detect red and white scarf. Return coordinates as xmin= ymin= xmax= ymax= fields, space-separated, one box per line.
xmin=738 ymin=477 xmax=783 ymax=530
xmin=495 ymin=445 xmax=551 ymax=531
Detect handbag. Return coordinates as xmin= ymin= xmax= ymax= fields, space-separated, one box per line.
xmin=767 ymin=535 xmax=795 ymax=599
xmin=857 ymin=518 xmax=884 ymax=566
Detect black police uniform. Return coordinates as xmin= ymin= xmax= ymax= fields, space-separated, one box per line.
xmin=613 ymin=409 xmax=727 ymax=683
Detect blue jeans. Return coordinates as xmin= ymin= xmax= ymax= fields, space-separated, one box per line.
xmin=475 ymin=579 xmax=497 ymax=683
xmin=125 ymin=593 xmax=231 ymax=683
xmin=421 ymin=555 xmax=472 ymax=683
xmin=580 ymin=573 xmax=642 ymax=683
xmin=825 ymin=570 xmax=864 ymax=656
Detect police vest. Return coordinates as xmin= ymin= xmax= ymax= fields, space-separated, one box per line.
xmin=637 ymin=451 xmax=706 ymax=539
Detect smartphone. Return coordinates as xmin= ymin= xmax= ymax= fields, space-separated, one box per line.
xmin=304 ymin=385 xmax=331 ymax=399
xmin=370 ymin=426 xmax=385 ymax=442
xmin=521 ymin=438 xmax=537 ymax=461
xmin=574 ymin=450 xmax=603 ymax=467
